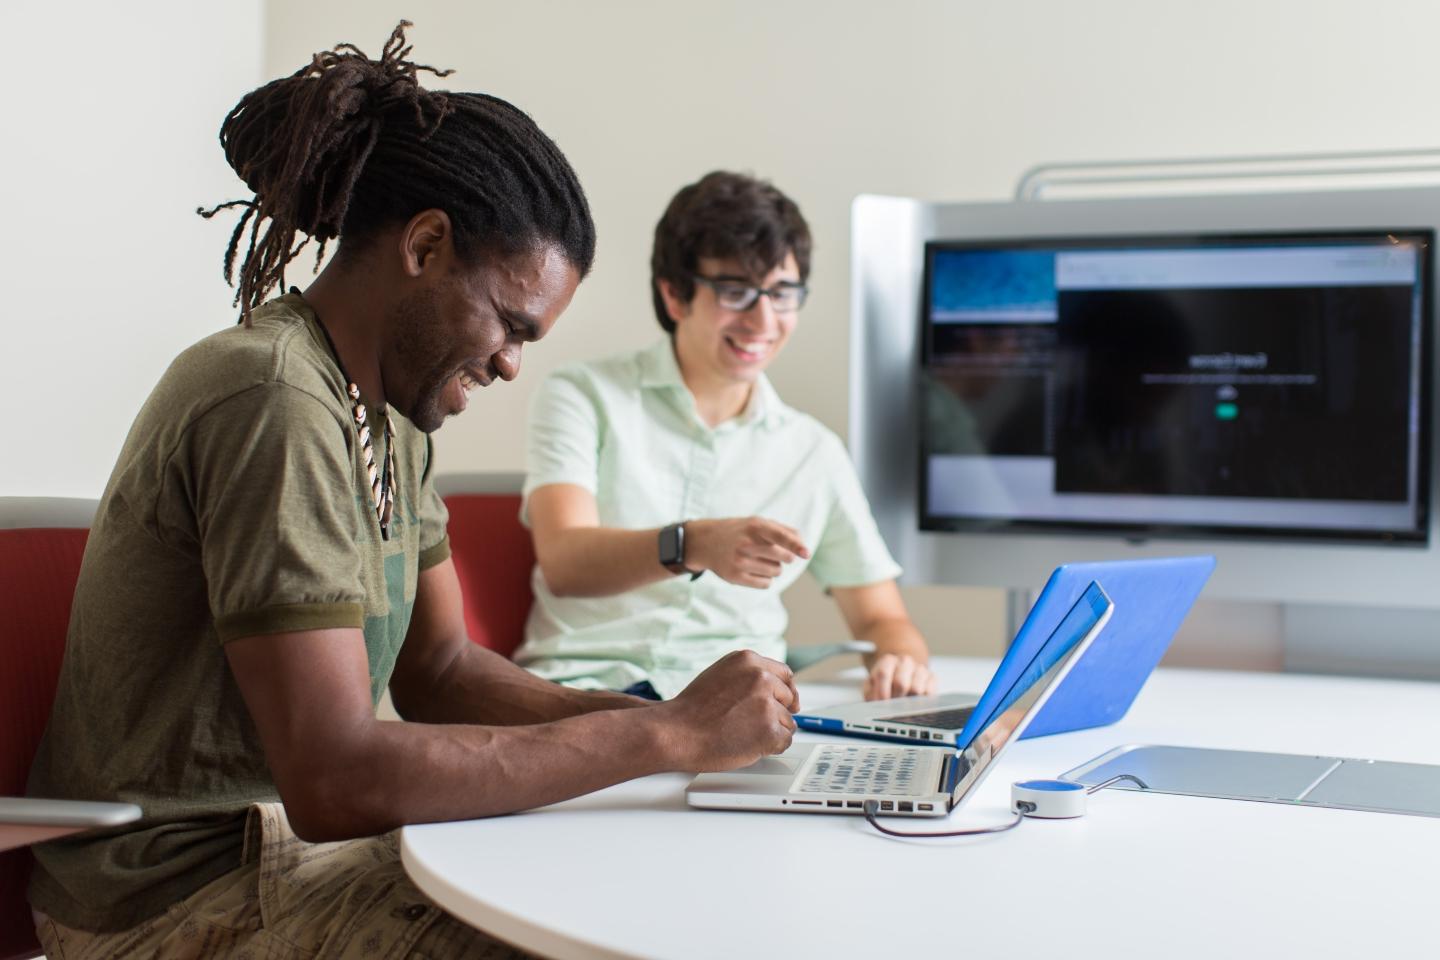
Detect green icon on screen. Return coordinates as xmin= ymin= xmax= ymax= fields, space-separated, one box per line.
xmin=1215 ymin=403 xmax=1239 ymax=420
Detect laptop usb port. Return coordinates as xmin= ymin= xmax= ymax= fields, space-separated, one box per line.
xmin=847 ymin=801 xmax=862 ymax=809
xmin=826 ymin=800 xmax=842 ymax=808
xmin=918 ymin=803 xmax=934 ymax=811
xmin=898 ymin=802 xmax=913 ymax=812
xmin=880 ymin=801 xmax=894 ymax=811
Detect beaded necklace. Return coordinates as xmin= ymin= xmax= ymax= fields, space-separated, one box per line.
xmin=308 ymin=302 xmax=396 ymax=542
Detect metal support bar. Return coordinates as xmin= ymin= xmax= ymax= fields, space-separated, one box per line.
xmin=1015 ymin=147 xmax=1440 ymax=201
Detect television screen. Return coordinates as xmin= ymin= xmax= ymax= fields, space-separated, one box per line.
xmin=920 ymin=230 xmax=1433 ymax=542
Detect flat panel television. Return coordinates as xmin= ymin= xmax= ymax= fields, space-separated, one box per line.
xmin=919 ymin=230 xmax=1433 ymax=542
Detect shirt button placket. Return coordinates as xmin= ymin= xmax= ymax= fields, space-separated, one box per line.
xmin=665 ymin=400 xmax=716 ymax=674
xmin=671 ymin=425 xmax=715 ymax=671
xmin=683 ymin=426 xmax=716 ymax=524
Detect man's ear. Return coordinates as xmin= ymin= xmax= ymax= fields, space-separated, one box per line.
xmin=657 ymin=279 xmax=692 ymax=325
xmin=399 ymin=209 xmax=454 ymax=278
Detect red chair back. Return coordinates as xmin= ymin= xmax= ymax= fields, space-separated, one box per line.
xmin=0 ymin=504 xmax=92 ymax=960
xmin=0 ymin=486 xmax=535 ymax=958
xmin=442 ymin=488 xmax=535 ymax=658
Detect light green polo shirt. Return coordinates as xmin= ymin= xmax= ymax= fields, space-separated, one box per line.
xmin=516 ymin=338 xmax=902 ymax=698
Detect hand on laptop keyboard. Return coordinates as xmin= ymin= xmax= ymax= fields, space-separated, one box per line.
xmin=661 ymin=650 xmax=801 ymax=772
xmin=864 ymin=653 xmax=939 ymax=701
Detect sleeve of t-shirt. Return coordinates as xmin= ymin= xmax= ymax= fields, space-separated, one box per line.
xmin=414 ymin=433 xmax=451 ymax=571
xmin=173 ymin=382 xmax=369 ymax=642
xmin=521 ymin=367 xmax=603 ymax=527
xmin=805 ymin=432 xmax=905 ymax=591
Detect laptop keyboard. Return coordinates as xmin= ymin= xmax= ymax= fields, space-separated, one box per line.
xmin=797 ymin=745 xmax=931 ymax=797
xmin=873 ymin=706 xmax=974 ymax=730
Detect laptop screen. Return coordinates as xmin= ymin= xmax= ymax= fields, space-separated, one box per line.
xmin=946 ymin=581 xmax=1113 ymax=802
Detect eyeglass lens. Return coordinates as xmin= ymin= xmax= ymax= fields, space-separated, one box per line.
xmin=711 ymin=281 xmax=807 ymax=311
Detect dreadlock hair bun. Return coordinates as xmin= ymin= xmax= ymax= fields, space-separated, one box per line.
xmin=201 ymin=21 xmax=595 ymax=323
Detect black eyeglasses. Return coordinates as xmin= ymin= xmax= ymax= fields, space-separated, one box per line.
xmin=691 ymin=274 xmax=809 ymax=313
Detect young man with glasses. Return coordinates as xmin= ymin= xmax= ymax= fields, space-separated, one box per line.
xmin=517 ymin=171 xmax=937 ymax=702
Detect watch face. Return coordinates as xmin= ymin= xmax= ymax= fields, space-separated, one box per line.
xmin=659 ymin=524 xmax=683 ymax=565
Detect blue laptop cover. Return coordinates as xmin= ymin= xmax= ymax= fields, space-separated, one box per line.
xmin=971 ymin=555 xmax=1215 ymax=742
xmin=794 ymin=555 xmax=1214 ymax=744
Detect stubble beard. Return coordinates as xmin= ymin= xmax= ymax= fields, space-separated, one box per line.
xmin=389 ymin=288 xmax=455 ymax=434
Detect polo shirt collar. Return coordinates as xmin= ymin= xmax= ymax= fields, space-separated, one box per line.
xmin=637 ymin=338 xmax=788 ymax=430
xmin=637 ymin=337 xmax=688 ymax=390
xmin=739 ymin=371 xmax=786 ymax=430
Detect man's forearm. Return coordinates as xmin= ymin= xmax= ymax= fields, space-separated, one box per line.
xmin=392 ymin=641 xmax=644 ymax=725
xmin=293 ymin=704 xmax=678 ymax=841
xmin=536 ymin=526 xmax=678 ymax=597
xmin=236 ymin=630 xmax=797 ymax=845
xmin=861 ymin=618 xmax=931 ymax=664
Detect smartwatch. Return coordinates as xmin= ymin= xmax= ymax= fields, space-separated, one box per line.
xmin=658 ymin=522 xmax=702 ymax=580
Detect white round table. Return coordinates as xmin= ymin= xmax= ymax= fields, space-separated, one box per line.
xmin=402 ymin=658 xmax=1440 ymax=960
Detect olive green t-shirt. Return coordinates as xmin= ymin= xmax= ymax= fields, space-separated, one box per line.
xmin=26 ymin=293 xmax=451 ymax=932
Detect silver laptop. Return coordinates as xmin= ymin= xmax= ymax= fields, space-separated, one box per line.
xmin=686 ymin=581 xmax=1112 ymax=818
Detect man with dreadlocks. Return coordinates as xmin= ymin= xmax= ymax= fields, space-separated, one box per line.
xmin=26 ymin=23 xmax=798 ymax=959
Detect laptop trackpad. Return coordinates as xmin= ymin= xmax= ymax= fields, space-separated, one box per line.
xmin=687 ymin=750 xmax=810 ymax=801
xmin=737 ymin=754 xmax=806 ymax=776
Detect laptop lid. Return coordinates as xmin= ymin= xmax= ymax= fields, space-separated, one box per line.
xmin=945 ymin=580 xmax=1113 ymax=804
xmin=794 ymin=556 xmax=1203 ymax=745
xmin=988 ymin=556 xmax=1215 ymax=742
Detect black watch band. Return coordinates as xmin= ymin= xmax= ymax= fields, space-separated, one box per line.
xmin=658 ymin=522 xmax=702 ymax=580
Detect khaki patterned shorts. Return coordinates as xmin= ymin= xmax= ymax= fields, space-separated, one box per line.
xmin=35 ymin=803 xmax=541 ymax=960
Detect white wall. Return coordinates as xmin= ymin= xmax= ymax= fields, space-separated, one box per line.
xmin=8 ymin=0 xmax=1436 ymax=661
xmin=2 ymin=1 xmax=264 ymax=498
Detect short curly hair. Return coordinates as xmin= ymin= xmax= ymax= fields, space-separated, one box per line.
xmin=649 ymin=171 xmax=812 ymax=334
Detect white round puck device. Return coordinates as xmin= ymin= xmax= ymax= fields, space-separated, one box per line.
xmin=1011 ymin=779 xmax=1088 ymax=819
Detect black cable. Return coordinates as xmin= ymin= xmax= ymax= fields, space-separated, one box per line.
xmin=862 ymin=799 xmax=1032 ymax=838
